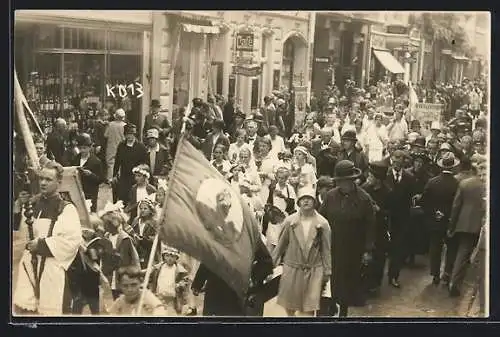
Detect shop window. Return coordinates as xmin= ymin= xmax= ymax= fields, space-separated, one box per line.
xmin=63 ymin=54 xmax=105 ymax=128
xmin=209 ymin=62 xmax=224 ymax=96
xmin=33 ymin=24 xmax=62 ymax=49
xmin=30 ymin=53 xmax=62 ymax=127
xmin=251 ymin=78 xmax=259 ymax=109
xmin=108 ymin=54 xmax=142 ymax=129
xmin=272 ymin=69 xmax=280 ymax=90
xmin=173 ymin=33 xmax=191 ymax=108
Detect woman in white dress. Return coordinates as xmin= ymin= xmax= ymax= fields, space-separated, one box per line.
xmin=364 ymin=113 xmax=388 ymax=163
xmin=289 ymin=146 xmax=317 ymax=196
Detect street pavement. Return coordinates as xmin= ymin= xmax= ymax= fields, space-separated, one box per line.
xmin=11 ymin=184 xmax=483 ymax=318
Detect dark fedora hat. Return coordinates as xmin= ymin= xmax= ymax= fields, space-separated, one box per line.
xmin=341 ymin=130 xmax=357 ymax=142
xmin=413 ymin=135 xmax=426 ymax=148
xmin=151 ymin=99 xmax=161 ymax=108
xmin=369 ymin=161 xmax=389 ymax=180
xmin=333 ymin=160 xmax=362 ymax=180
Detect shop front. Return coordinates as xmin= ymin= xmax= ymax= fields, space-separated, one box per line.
xmin=14 ymin=13 xmax=150 ymax=135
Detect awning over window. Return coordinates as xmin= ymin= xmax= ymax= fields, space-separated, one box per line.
xmin=373 ymin=49 xmax=405 ymax=74
xmin=181 ymin=23 xmax=219 ymax=34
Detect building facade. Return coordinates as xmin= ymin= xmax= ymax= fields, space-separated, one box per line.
xmin=311 ymin=12 xmax=382 ymax=94
xmin=152 ymin=10 xmax=314 ymax=122
xmin=14 ymin=10 xmax=152 ymax=133
xmin=368 ymin=12 xmax=424 ymax=86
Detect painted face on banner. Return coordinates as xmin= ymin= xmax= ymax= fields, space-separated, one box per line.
xmin=195 ymin=178 xmax=244 ymax=244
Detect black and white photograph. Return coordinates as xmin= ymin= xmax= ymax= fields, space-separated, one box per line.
xmin=11 ymin=10 xmax=490 ymax=318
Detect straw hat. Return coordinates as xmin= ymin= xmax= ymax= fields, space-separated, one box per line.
xmin=437 ymin=152 xmax=460 ymax=169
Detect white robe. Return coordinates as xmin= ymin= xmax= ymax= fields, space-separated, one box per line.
xmin=14 ymin=204 xmax=82 ymax=315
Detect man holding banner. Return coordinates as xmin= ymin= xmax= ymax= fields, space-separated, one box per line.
xmin=157 ymin=135 xmax=274 ymax=316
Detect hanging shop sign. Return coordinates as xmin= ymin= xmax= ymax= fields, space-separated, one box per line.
xmin=236 ymin=33 xmax=255 ymax=52
xmin=233 ymin=65 xmax=262 ymax=77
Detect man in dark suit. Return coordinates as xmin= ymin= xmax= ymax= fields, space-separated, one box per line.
xmin=142 ymin=99 xmax=171 ymax=143
xmin=420 ymin=151 xmax=460 ymax=286
xmin=46 ymin=118 xmax=69 ymax=166
xmin=222 ymin=95 xmax=235 ymax=134
xmin=71 ymin=134 xmax=104 ymax=212
xmin=445 ymin=162 xmax=486 ymax=297
xmin=385 ymin=150 xmax=416 ymax=288
xmin=144 ymin=127 xmax=172 ymax=184
xmin=113 ymin=124 xmax=149 ymax=205
xmin=201 ymin=119 xmax=230 ymax=161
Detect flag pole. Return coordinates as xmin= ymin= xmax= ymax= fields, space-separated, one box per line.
xmin=136 ymin=111 xmax=189 ymax=315
xmin=14 ymin=68 xmax=40 ymax=171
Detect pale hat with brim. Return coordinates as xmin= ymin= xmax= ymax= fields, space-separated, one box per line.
xmin=437 ymin=151 xmax=460 ymax=169
xmin=146 ymin=128 xmax=160 ymax=139
xmin=296 ymin=187 xmax=317 ymax=204
xmin=333 ymin=160 xmax=362 ymax=180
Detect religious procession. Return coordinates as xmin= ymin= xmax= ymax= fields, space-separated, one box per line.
xmin=12 ymin=10 xmax=489 ymax=318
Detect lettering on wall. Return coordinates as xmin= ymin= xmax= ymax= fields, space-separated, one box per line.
xmin=106 ymin=82 xmax=144 ymax=99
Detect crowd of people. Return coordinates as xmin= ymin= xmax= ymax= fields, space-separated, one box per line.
xmin=12 ymin=74 xmax=488 ymax=317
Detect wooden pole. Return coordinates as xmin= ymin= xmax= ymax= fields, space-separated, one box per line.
xmin=14 ymin=69 xmax=40 ymax=171
xmin=136 ymin=117 xmax=188 ymax=315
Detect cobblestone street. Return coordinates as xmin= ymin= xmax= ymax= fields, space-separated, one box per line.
xmin=12 ymin=184 xmax=483 ymax=318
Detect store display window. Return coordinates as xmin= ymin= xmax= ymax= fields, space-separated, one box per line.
xmin=15 ymin=22 xmax=145 ymax=137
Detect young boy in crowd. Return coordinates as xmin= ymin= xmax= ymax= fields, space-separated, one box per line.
xmin=150 ymin=246 xmax=191 ymax=316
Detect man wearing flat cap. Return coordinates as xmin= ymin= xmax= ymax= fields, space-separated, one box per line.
xmin=143 ymin=99 xmax=171 ymax=144
xmin=71 ymin=133 xmax=104 ymax=212
xmin=112 ymin=123 xmax=148 ymax=205
xmin=144 ymin=127 xmax=172 ymax=182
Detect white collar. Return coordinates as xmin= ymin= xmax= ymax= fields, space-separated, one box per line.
xmin=148 ymin=143 xmax=160 ymax=152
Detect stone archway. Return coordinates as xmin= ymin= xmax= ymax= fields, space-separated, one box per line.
xmin=281 ymin=32 xmax=308 ymax=91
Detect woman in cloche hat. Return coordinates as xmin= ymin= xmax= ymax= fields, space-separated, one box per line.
xmin=272 ymin=187 xmax=331 ymax=317
xmin=319 ymin=160 xmax=376 ymax=316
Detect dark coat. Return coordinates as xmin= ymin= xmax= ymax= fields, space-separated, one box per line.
xmin=448 ymin=176 xmax=485 ymax=236
xmin=361 ymin=182 xmax=391 ymax=250
xmin=71 ymin=154 xmax=104 ymax=212
xmin=113 ymin=140 xmax=149 ymax=204
xmin=128 ymin=217 xmax=158 ymax=269
xmin=385 ymin=168 xmax=416 ymax=232
xmin=143 ymin=113 xmax=171 ymax=138
xmin=316 ymin=149 xmax=338 ymax=178
xmin=46 ymin=131 xmax=69 ymax=166
xmin=222 ymin=102 xmax=235 ymax=133
xmin=191 ymin=238 xmax=273 ymax=316
xmin=420 ymin=173 xmax=459 ymax=233
xmin=201 ymin=133 xmax=231 ymax=160
xmin=100 ymin=231 xmax=141 ymax=284
xmin=319 ymin=186 xmax=376 ymax=306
